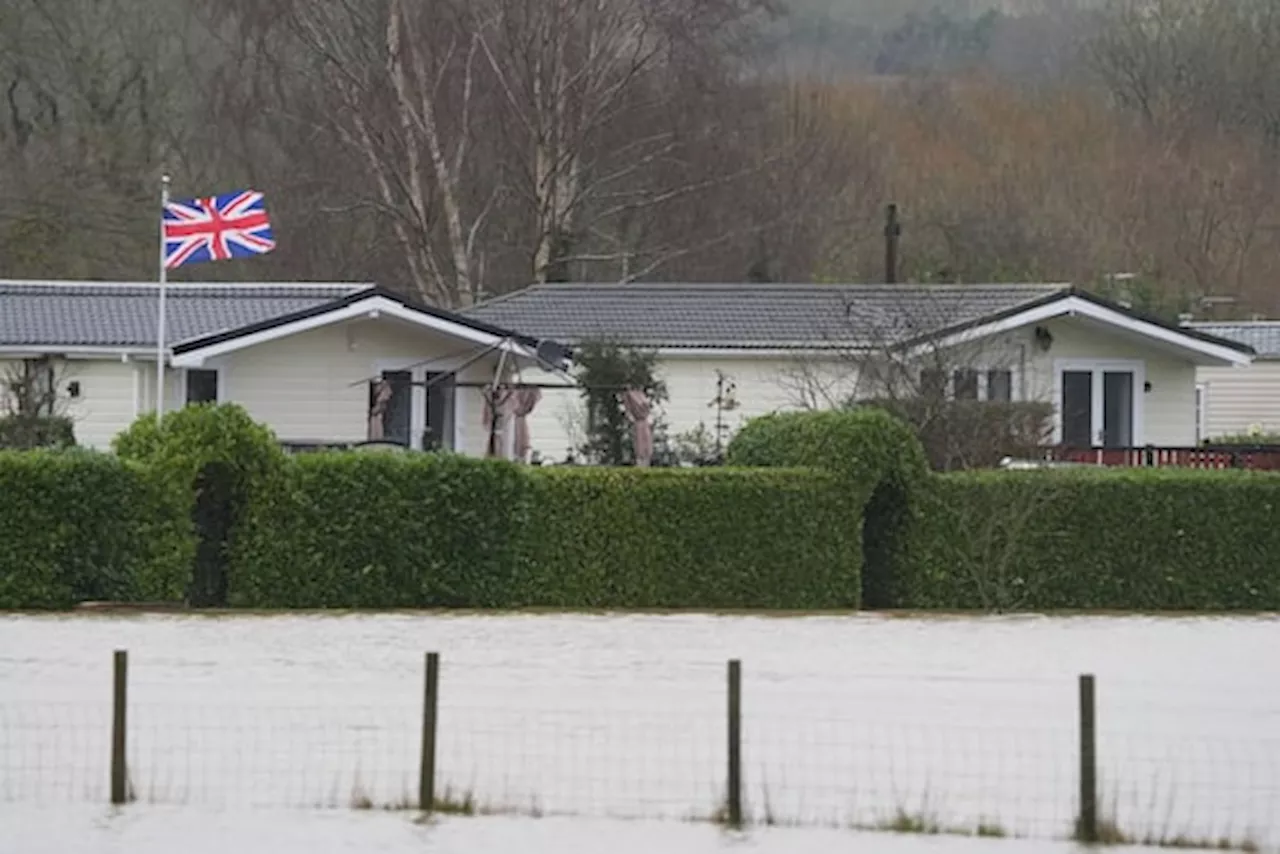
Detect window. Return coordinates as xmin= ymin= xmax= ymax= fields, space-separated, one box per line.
xmin=185 ymin=369 xmax=219 ymax=405
xmin=986 ymin=369 xmax=1013 ymax=402
xmin=952 ymin=369 xmax=979 ymax=400
xmin=920 ymin=366 xmax=1017 ymax=402
xmin=920 ymin=369 xmax=946 ymax=399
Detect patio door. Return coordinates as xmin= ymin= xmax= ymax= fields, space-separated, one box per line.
xmin=1056 ymin=360 xmax=1144 ymax=448
xmin=422 ymin=371 xmax=456 ymax=451
xmin=374 ymin=370 xmax=413 ymax=446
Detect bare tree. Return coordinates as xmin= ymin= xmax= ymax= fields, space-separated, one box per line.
xmin=476 ymin=0 xmax=779 ymax=284
xmin=276 ymin=0 xmax=496 ymax=306
xmin=0 ymin=0 xmax=193 ymax=278
xmin=773 ymin=290 xmax=1054 ymax=470
xmin=1087 ymin=0 xmax=1280 ymax=145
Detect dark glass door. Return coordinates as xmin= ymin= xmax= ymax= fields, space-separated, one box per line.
xmin=379 ymin=370 xmax=412 ymax=445
xmin=423 ymin=372 xmax=455 ymax=450
xmin=1102 ymin=371 xmax=1134 ymax=448
xmin=1062 ymin=370 xmax=1093 ymax=447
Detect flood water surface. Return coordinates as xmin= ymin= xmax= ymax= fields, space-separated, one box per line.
xmin=3 ymin=807 xmax=1151 ymax=854
xmin=1 ymin=611 xmax=1278 ymax=852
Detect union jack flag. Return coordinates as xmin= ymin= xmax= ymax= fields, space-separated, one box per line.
xmin=162 ymin=189 xmax=276 ymax=269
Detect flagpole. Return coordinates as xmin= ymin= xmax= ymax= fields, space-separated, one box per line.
xmin=156 ymin=173 xmax=170 ymax=416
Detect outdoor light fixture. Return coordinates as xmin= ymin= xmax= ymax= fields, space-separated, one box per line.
xmin=1034 ymin=326 xmax=1053 ymax=352
xmin=67 ymin=381 xmax=81 ymax=398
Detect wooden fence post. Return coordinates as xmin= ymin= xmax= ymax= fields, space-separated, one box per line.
xmin=727 ymin=659 xmax=742 ymax=827
xmin=419 ymin=652 xmax=439 ymax=812
xmin=1078 ymin=673 xmax=1097 ymax=842
xmin=111 ymin=650 xmax=128 ymax=805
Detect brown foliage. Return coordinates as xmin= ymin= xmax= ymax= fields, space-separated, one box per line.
xmin=2 ymin=0 xmax=1280 ymax=318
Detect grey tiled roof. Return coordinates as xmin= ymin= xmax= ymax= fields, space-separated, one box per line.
xmin=0 ymin=280 xmax=373 ymax=348
xmin=1185 ymin=323 xmax=1280 ymax=358
xmin=463 ymin=282 xmax=1071 ymax=348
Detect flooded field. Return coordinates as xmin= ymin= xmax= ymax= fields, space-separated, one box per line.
xmin=1 ymin=806 xmax=1162 ymax=854
xmin=2 ymin=611 xmax=1278 ymax=852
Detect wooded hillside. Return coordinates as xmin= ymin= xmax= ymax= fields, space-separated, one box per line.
xmin=1 ymin=0 xmax=1276 ymax=317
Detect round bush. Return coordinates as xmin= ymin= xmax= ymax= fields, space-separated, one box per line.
xmin=726 ymin=409 xmax=929 ymax=607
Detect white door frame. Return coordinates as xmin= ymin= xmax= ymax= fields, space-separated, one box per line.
xmin=1052 ymin=358 xmax=1146 ymax=446
xmin=1195 ymin=382 xmax=1208 ymax=444
xmin=371 ymin=358 xmax=461 ymax=450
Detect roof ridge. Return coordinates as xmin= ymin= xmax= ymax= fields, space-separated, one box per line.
xmin=1186 ymin=320 xmax=1280 ymax=326
xmin=513 ymin=281 xmax=1070 ymax=290
xmin=0 ymin=279 xmax=373 ymax=290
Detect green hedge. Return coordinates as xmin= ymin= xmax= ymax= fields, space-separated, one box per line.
xmin=229 ymin=455 xmax=858 ymax=610
xmin=517 ymin=467 xmax=860 ymax=609
xmin=0 ymin=450 xmax=192 ymax=608
xmin=911 ymin=469 xmax=1280 ymax=611
xmin=725 ymin=409 xmax=928 ymax=607
xmin=114 ymin=403 xmax=286 ymax=606
xmin=229 ymin=453 xmax=531 ymax=608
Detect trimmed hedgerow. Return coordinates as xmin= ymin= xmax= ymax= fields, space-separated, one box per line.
xmin=515 ymin=467 xmax=860 ymax=609
xmin=0 ymin=450 xmax=192 ymax=608
xmin=229 ymin=452 xmax=532 ymax=608
xmin=229 ymin=455 xmax=857 ymax=611
xmin=114 ymin=403 xmax=287 ymax=606
xmin=112 ymin=402 xmax=285 ymax=505
xmin=911 ymin=468 xmax=1280 ymax=611
xmin=725 ymin=409 xmax=929 ymax=607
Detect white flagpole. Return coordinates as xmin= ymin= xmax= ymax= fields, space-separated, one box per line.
xmin=156 ymin=173 xmax=170 ymax=416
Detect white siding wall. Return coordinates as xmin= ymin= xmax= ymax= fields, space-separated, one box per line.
xmin=212 ymin=318 xmax=504 ymax=454
xmin=520 ymin=317 xmax=1205 ymax=459
xmin=1195 ymin=361 xmax=1280 ymax=438
xmin=1021 ymin=318 xmax=1198 ymax=446
xmin=521 ymin=354 xmax=859 ymax=462
xmin=0 ymin=356 xmax=154 ymax=450
xmin=62 ymin=359 xmax=143 ymax=449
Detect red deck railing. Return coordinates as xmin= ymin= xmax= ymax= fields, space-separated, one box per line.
xmin=1038 ymin=445 xmax=1280 ymax=471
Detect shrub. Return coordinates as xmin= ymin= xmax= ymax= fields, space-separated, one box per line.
xmin=0 ymin=415 xmax=75 ymax=450
xmin=230 ymin=453 xmax=531 ymax=608
xmin=113 ymin=403 xmax=286 ymax=605
xmin=1208 ymin=432 xmax=1280 ymax=446
xmin=855 ymin=399 xmax=1054 ymax=471
xmin=516 ymin=467 xmax=859 ymax=609
xmin=572 ymin=339 xmax=672 ymax=465
xmin=911 ymin=469 xmax=1280 ymax=611
xmin=0 ymin=450 xmax=191 ymax=608
xmin=112 ymin=403 xmax=284 ymax=496
xmin=725 ymin=409 xmax=929 ymax=607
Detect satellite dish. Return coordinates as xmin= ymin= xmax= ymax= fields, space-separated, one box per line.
xmin=535 ymin=339 xmax=571 ymax=372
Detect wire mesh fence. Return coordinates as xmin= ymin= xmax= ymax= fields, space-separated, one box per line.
xmin=2 ymin=651 xmax=1278 ymax=851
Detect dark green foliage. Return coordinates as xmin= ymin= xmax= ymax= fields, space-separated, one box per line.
xmin=114 ymin=403 xmax=286 ymax=605
xmin=229 ymin=453 xmax=532 ymax=608
xmin=911 ymin=469 xmax=1280 ymax=611
xmin=726 ymin=409 xmax=929 ymax=607
xmin=516 ymin=467 xmax=860 ymax=609
xmin=573 ymin=339 xmax=671 ymax=465
xmin=855 ymin=399 xmax=1053 ymax=471
xmin=112 ymin=403 xmax=285 ymax=499
xmin=1208 ymin=432 xmax=1280 ymax=446
xmin=0 ymin=415 xmax=76 ymax=449
xmin=0 ymin=450 xmax=191 ymax=608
